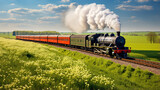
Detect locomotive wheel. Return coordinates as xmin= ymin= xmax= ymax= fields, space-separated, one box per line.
xmin=93 ymin=48 xmax=97 ymax=53
xmin=109 ymin=49 xmax=114 ymax=58
xmin=85 ymin=47 xmax=88 ymax=50
xmin=123 ymin=52 xmax=127 ymax=58
xmin=110 ymin=55 xmax=114 ymax=58
xmin=116 ymin=54 xmax=121 ymax=60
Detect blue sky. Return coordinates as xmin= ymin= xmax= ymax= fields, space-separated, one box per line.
xmin=0 ymin=0 xmax=160 ymax=32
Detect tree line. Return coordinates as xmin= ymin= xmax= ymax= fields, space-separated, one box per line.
xmin=13 ymin=31 xmax=60 ymax=36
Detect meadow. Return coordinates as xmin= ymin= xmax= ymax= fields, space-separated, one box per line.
xmin=0 ymin=37 xmax=114 ymax=89
xmin=0 ymin=32 xmax=15 ymax=39
xmin=124 ymin=35 xmax=160 ymax=62
xmin=0 ymin=37 xmax=160 ymax=89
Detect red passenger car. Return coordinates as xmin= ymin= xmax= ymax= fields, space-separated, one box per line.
xmin=16 ymin=35 xmax=26 ymax=40
xmin=58 ymin=35 xmax=71 ymax=45
xmin=16 ymin=35 xmax=20 ymax=39
xmin=26 ymin=35 xmax=30 ymax=41
xmin=27 ymin=35 xmax=34 ymax=41
xmin=18 ymin=35 xmax=23 ymax=40
xmin=34 ymin=35 xmax=40 ymax=41
xmin=39 ymin=35 xmax=48 ymax=42
xmin=23 ymin=35 xmax=28 ymax=40
xmin=20 ymin=35 xmax=25 ymax=40
xmin=48 ymin=35 xmax=58 ymax=43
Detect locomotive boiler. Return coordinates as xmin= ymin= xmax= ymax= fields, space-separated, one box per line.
xmin=91 ymin=31 xmax=131 ymax=59
xmin=97 ymin=31 xmax=125 ymax=48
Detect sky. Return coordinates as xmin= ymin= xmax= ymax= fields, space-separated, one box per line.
xmin=0 ymin=0 xmax=160 ymax=33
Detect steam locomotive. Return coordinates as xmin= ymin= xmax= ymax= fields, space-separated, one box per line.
xmin=94 ymin=31 xmax=131 ymax=59
xmin=16 ymin=31 xmax=131 ymax=59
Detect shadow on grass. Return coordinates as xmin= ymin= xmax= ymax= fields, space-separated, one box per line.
xmin=129 ymin=50 xmax=160 ymax=62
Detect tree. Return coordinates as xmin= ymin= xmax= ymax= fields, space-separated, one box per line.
xmin=146 ymin=32 xmax=158 ymax=43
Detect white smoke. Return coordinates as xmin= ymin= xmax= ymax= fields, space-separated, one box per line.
xmin=64 ymin=3 xmax=120 ymax=33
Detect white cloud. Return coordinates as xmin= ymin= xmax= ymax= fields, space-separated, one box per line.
xmin=38 ymin=2 xmax=76 ymax=12
xmin=39 ymin=16 xmax=59 ymax=23
xmin=8 ymin=8 xmax=45 ymax=16
xmin=0 ymin=11 xmax=7 ymax=13
xmin=130 ymin=16 xmax=138 ymax=22
xmin=123 ymin=0 xmax=132 ymax=3
xmin=40 ymin=16 xmax=59 ymax=20
xmin=116 ymin=5 xmax=153 ymax=11
xmin=136 ymin=0 xmax=160 ymax=2
xmin=0 ymin=3 xmax=76 ymax=25
xmin=4 ymin=3 xmax=76 ymax=18
xmin=3 ymin=3 xmax=76 ymax=17
xmin=61 ymin=0 xmax=70 ymax=3
xmin=0 ymin=18 xmax=16 ymax=21
xmin=137 ymin=0 xmax=149 ymax=2
xmin=0 ymin=18 xmax=17 ymax=23
xmin=153 ymin=0 xmax=160 ymax=1
xmin=8 ymin=8 xmax=29 ymax=16
xmin=131 ymin=16 xmax=136 ymax=19
xmin=10 ymin=3 xmax=15 ymax=6
xmin=0 ymin=3 xmax=77 ymax=31
xmin=0 ymin=18 xmax=35 ymax=23
xmin=132 ymin=20 xmax=139 ymax=22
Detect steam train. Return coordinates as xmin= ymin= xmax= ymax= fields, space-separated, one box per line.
xmin=16 ymin=31 xmax=131 ymax=59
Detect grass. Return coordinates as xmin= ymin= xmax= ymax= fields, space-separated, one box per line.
xmin=0 ymin=37 xmax=160 ymax=89
xmin=124 ymin=36 xmax=160 ymax=50
xmin=124 ymin=35 xmax=160 ymax=62
xmin=128 ymin=50 xmax=160 ymax=62
xmin=0 ymin=37 xmax=114 ymax=89
xmin=0 ymin=32 xmax=15 ymax=39
xmin=57 ymin=46 xmax=160 ymax=90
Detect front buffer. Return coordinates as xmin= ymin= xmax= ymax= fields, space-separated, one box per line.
xmin=113 ymin=47 xmax=131 ymax=59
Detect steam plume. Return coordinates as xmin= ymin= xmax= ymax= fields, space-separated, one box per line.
xmin=64 ymin=3 xmax=120 ymax=33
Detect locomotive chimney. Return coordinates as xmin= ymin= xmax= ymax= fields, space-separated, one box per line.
xmin=117 ymin=31 xmax=120 ymax=36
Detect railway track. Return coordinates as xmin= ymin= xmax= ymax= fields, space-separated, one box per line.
xmin=90 ymin=50 xmax=160 ymax=69
xmin=122 ymin=58 xmax=160 ymax=69
xmin=48 ymin=43 xmax=160 ymax=69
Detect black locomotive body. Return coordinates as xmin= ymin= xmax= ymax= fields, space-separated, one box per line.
xmin=70 ymin=31 xmax=131 ymax=59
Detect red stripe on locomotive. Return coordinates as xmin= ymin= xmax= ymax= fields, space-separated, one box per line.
xmin=114 ymin=50 xmax=131 ymax=53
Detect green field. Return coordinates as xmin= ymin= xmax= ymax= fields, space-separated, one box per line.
xmin=0 ymin=37 xmax=114 ymax=89
xmin=0 ymin=37 xmax=160 ymax=89
xmin=124 ymin=35 xmax=160 ymax=62
xmin=0 ymin=32 xmax=15 ymax=39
